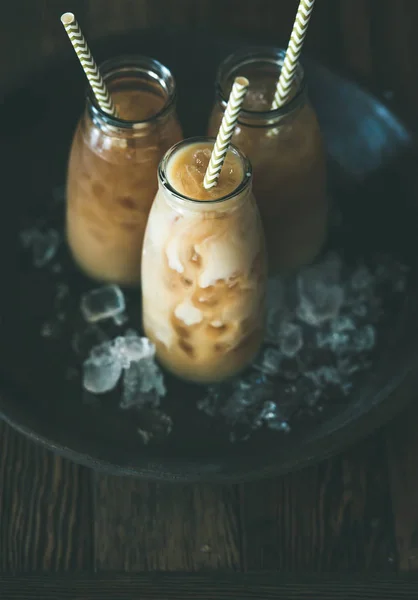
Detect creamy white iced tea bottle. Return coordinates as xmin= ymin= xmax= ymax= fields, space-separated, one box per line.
xmin=141 ymin=137 xmax=267 ymax=383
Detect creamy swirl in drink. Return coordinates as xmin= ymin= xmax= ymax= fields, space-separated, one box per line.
xmin=141 ymin=138 xmax=267 ymax=383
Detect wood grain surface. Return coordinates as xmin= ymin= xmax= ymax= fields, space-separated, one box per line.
xmin=1 ymin=0 xmax=418 ymax=589
xmin=1 ymin=573 xmax=418 ymax=599
xmin=0 ymin=422 xmax=93 ymax=571
xmin=94 ymin=477 xmax=241 ymax=571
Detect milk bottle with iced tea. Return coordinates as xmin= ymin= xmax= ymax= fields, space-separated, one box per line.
xmin=208 ymin=48 xmax=328 ymax=274
xmin=141 ymin=137 xmax=267 ymax=384
xmin=66 ymin=56 xmax=183 ymax=286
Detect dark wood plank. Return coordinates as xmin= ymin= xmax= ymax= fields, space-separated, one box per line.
xmin=240 ymin=432 xmax=396 ymax=571
xmin=0 ymin=420 xmax=93 ymax=571
xmin=94 ymin=476 xmax=241 ymax=571
xmin=1 ymin=573 xmax=418 ymax=599
xmin=0 ymin=0 xmax=369 ymax=87
xmin=386 ymin=400 xmax=418 ymax=571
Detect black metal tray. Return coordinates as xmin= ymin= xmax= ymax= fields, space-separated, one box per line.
xmin=1 ymin=30 xmax=418 ymax=482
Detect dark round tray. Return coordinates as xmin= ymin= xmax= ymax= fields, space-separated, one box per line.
xmin=1 ymin=30 xmax=418 ymax=482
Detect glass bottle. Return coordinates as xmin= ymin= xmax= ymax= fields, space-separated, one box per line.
xmin=208 ymin=47 xmax=328 ymax=274
xmin=141 ymin=137 xmax=267 ymax=384
xmin=66 ymin=55 xmax=183 ymax=286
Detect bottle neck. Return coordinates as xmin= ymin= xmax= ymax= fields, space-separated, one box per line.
xmin=215 ymin=47 xmax=307 ymax=127
xmin=85 ymin=55 xmax=177 ymax=136
xmin=158 ymin=137 xmax=253 ymax=214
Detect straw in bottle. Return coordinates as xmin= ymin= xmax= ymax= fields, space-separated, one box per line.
xmin=60 ymin=12 xmax=118 ymax=117
xmin=271 ymin=0 xmax=316 ymax=110
xmin=203 ymin=76 xmax=249 ymax=190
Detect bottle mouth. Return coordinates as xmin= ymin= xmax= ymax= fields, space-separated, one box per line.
xmin=215 ymin=46 xmax=306 ymax=126
xmin=159 ymin=136 xmax=253 ymax=206
xmin=86 ymin=54 xmax=177 ymax=129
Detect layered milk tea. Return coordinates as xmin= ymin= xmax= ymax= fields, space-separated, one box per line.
xmin=141 ymin=138 xmax=267 ymax=383
xmin=66 ymin=56 xmax=182 ymax=286
xmin=208 ymin=49 xmax=328 ymax=273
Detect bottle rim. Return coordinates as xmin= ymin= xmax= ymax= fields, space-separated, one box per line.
xmin=86 ymin=54 xmax=177 ymax=129
xmin=158 ymin=136 xmax=253 ymax=207
xmin=215 ymin=46 xmax=306 ymax=127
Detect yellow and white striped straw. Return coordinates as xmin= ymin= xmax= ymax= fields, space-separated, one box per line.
xmin=203 ymin=76 xmax=249 ymax=190
xmin=271 ymin=0 xmax=316 ymax=110
xmin=60 ymin=12 xmax=118 ymax=117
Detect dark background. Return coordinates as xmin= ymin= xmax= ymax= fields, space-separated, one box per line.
xmin=1 ymin=0 xmax=418 ymax=588
xmin=3 ymin=0 xmax=418 ymax=133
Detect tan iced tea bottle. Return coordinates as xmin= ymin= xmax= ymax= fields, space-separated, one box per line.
xmin=66 ymin=56 xmax=183 ymax=286
xmin=208 ymin=48 xmax=328 ymax=274
xmin=141 ymin=138 xmax=267 ymax=384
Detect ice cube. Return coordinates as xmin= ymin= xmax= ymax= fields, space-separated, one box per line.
xmin=305 ymin=366 xmax=341 ymax=387
xmin=112 ymin=332 xmax=155 ymax=369
xmin=23 ymin=229 xmax=60 ymax=267
xmin=337 ymin=357 xmax=360 ymax=376
xmin=185 ymin=165 xmax=204 ymax=194
xmin=331 ymin=315 xmax=355 ymax=333
xmin=193 ymin=148 xmax=211 ymax=172
xmin=137 ymin=358 xmax=166 ymax=397
xmin=297 ymin=254 xmax=344 ymax=326
xmin=113 ymin=312 xmax=128 ymax=326
xmin=245 ymin=87 xmax=271 ymax=111
xmin=279 ymin=322 xmax=303 ymax=357
xmin=352 ymin=325 xmax=375 ymax=352
xmin=297 ymin=279 xmax=344 ymax=326
xmin=83 ymin=341 xmax=123 ymax=394
xmin=267 ymin=420 xmax=291 ymax=432
xmin=81 ymin=285 xmax=125 ymax=323
xmin=197 ymin=386 xmax=225 ymax=417
xmin=220 ymin=390 xmax=252 ymax=422
xmin=257 ymin=400 xmax=278 ymax=422
xmin=120 ymin=361 xmax=161 ymax=410
xmin=316 ymin=329 xmax=350 ymax=353
xmin=253 ymin=347 xmax=282 ymax=375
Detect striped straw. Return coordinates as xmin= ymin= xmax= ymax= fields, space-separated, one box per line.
xmin=203 ymin=76 xmax=249 ymax=190
xmin=271 ymin=0 xmax=316 ymax=110
xmin=60 ymin=12 xmax=118 ymax=117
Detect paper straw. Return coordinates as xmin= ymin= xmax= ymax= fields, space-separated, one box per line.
xmin=271 ymin=0 xmax=316 ymax=110
xmin=60 ymin=12 xmax=118 ymax=117
xmin=203 ymin=76 xmax=249 ymax=190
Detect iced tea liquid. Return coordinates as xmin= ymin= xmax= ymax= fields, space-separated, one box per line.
xmin=208 ymin=48 xmax=328 ymax=274
xmin=66 ymin=56 xmax=183 ymax=286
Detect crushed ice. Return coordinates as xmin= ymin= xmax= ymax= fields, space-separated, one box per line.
xmin=19 ymin=200 xmax=409 ymax=443
xmin=20 ymin=227 xmax=60 ymax=268
xmin=82 ymin=329 xmax=166 ymax=411
xmin=197 ymin=252 xmax=408 ymax=441
xmin=81 ymin=285 xmax=127 ymax=325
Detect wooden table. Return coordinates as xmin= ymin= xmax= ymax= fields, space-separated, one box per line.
xmin=2 ymin=0 xmax=418 ymax=597
xmin=1 ymin=400 xmax=418 ymax=598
